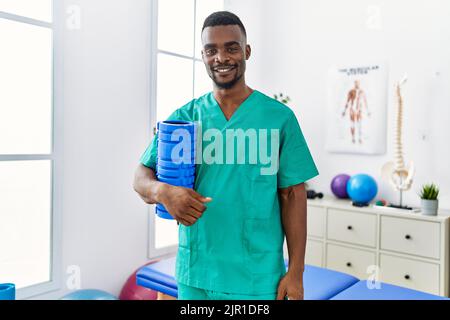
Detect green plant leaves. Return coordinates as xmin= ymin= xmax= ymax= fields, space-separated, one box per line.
xmin=273 ymin=92 xmax=291 ymax=105
xmin=419 ymin=183 xmax=440 ymax=200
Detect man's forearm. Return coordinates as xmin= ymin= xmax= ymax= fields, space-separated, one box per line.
xmin=133 ymin=164 xmax=168 ymax=204
xmin=279 ymin=183 xmax=307 ymax=274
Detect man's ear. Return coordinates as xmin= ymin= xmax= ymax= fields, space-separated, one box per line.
xmin=245 ymin=44 xmax=251 ymax=60
xmin=201 ymin=49 xmax=206 ymax=63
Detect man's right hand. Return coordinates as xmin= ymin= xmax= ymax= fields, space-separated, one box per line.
xmin=157 ymin=184 xmax=212 ymax=226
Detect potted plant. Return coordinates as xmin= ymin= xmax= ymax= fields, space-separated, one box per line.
xmin=419 ymin=183 xmax=439 ymax=216
xmin=273 ymin=93 xmax=291 ymax=104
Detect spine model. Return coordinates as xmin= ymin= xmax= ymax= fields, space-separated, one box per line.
xmin=381 ymin=75 xmax=415 ymax=194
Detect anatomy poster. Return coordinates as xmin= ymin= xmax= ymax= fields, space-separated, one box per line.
xmin=326 ymin=63 xmax=388 ymax=155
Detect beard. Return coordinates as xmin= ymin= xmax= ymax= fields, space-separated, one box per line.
xmin=213 ymin=72 xmax=243 ymax=89
xmin=209 ymin=64 xmax=244 ymax=89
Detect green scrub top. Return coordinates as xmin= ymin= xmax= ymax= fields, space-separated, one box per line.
xmin=140 ymin=90 xmax=319 ymax=295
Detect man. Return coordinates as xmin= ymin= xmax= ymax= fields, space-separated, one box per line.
xmin=133 ymin=11 xmax=318 ymax=300
xmin=341 ymin=80 xmax=371 ymax=144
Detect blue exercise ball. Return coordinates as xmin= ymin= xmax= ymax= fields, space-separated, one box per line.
xmin=346 ymin=174 xmax=378 ymax=205
xmin=61 ymin=289 xmax=118 ymax=300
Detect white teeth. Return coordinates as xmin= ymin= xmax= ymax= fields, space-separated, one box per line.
xmin=215 ymin=67 xmax=233 ymax=73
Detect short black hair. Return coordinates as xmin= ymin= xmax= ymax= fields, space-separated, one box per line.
xmin=202 ymin=11 xmax=247 ymax=38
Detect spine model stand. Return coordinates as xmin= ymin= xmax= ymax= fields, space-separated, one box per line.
xmin=381 ymin=75 xmax=415 ymax=208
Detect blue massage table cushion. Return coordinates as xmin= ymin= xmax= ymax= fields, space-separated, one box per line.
xmin=331 ymin=280 xmax=449 ymax=300
xmin=136 ymin=257 xmax=178 ymax=298
xmin=136 ymin=257 xmax=358 ymax=300
xmin=302 ymin=264 xmax=358 ymax=300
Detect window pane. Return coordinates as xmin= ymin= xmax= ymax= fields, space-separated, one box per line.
xmin=194 ymin=61 xmax=212 ymax=98
xmin=157 ymin=53 xmax=193 ymax=122
xmin=195 ymin=0 xmax=224 ymax=59
xmin=155 ymin=216 xmax=178 ymax=249
xmin=0 ymin=160 xmax=52 ymax=289
xmin=158 ymin=0 xmax=194 ymax=56
xmin=0 ymin=0 xmax=52 ymax=22
xmin=0 ymin=19 xmax=52 ymax=155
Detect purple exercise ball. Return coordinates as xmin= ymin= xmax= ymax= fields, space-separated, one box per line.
xmin=331 ymin=174 xmax=351 ymax=198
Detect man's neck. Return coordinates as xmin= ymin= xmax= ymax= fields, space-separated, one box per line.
xmin=213 ymin=80 xmax=254 ymax=110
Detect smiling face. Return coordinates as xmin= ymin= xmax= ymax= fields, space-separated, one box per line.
xmin=201 ymin=24 xmax=251 ymax=90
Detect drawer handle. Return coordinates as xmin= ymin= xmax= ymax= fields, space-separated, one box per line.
xmin=347 ymin=225 xmax=353 ymax=230
xmin=405 ymin=234 xmax=412 ymax=240
xmin=404 ymin=274 xmax=411 ymax=280
xmin=346 ymin=262 xmax=352 ymax=267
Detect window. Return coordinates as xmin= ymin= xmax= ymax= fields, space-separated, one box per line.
xmin=0 ymin=0 xmax=61 ymax=299
xmin=148 ymin=0 xmax=223 ymax=258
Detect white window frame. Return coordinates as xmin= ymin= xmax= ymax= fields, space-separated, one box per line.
xmin=0 ymin=1 xmax=63 ymax=299
xmin=148 ymin=0 xmax=216 ymax=259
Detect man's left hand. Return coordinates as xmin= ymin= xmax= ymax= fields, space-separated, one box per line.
xmin=276 ymin=270 xmax=304 ymax=300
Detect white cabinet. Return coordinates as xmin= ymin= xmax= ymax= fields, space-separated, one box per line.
xmin=326 ymin=243 xmax=376 ymax=279
xmin=327 ymin=209 xmax=377 ymax=248
xmin=305 ymin=239 xmax=323 ymax=266
xmin=380 ymin=216 xmax=440 ymax=259
xmin=306 ymin=197 xmax=450 ymax=296
xmin=307 ymin=206 xmax=326 ymax=238
xmin=379 ymin=253 xmax=440 ymax=294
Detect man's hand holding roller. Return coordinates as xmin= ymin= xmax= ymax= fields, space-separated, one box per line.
xmin=157 ymin=183 xmax=212 ymax=226
xmin=133 ymin=164 xmax=211 ymax=227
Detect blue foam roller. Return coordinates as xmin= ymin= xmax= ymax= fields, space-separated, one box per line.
xmin=157 ymin=139 xmax=196 ymax=147
xmin=156 ymin=203 xmax=166 ymax=211
xmin=158 ymin=121 xmax=196 ymax=134
xmin=157 ymin=158 xmax=196 ymax=169
xmin=158 ymin=132 xmax=197 ymax=143
xmin=157 ymin=142 xmax=195 ymax=162
xmin=157 ymin=175 xmax=195 ymax=186
xmin=156 ymin=166 xmax=196 ymax=178
xmin=157 ymin=156 xmax=196 ymax=165
xmin=158 ymin=144 xmax=195 ymax=163
xmin=156 ymin=206 xmax=173 ymax=219
xmin=155 ymin=120 xmax=197 ymax=221
xmin=156 ymin=203 xmax=171 ymax=214
xmin=158 ymin=139 xmax=197 ymax=148
xmin=158 ymin=139 xmax=196 ymax=148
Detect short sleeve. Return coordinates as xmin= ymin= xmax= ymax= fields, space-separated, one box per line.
xmin=139 ymin=109 xmax=181 ymax=170
xmin=139 ymin=135 xmax=158 ymax=169
xmin=277 ymin=112 xmax=319 ymax=188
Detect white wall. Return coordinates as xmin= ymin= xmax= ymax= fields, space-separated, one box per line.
xmin=234 ymin=0 xmax=450 ymax=209
xmin=33 ymin=0 xmax=152 ymax=299
xmin=224 ymin=0 xmax=265 ymax=90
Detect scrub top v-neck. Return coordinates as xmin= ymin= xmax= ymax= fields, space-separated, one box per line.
xmin=208 ymin=90 xmax=258 ymax=129
xmin=140 ymin=90 xmax=319 ymax=295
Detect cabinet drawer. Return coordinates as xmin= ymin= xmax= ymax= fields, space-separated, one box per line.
xmin=305 ymin=239 xmax=323 ymax=267
xmin=327 ymin=209 xmax=377 ymax=247
xmin=380 ymin=216 xmax=440 ymax=259
xmin=380 ymin=254 xmax=440 ymax=295
xmin=326 ymin=243 xmax=376 ymax=279
xmin=307 ymin=206 xmax=325 ymax=238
